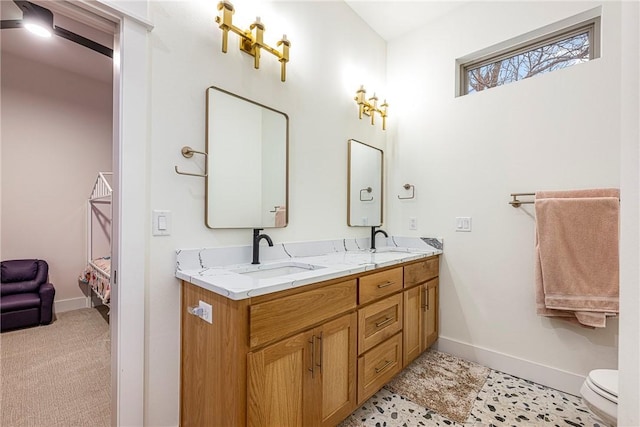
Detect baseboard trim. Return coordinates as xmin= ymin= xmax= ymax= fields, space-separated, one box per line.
xmin=434 ymin=336 xmax=586 ymax=396
xmin=54 ymin=297 xmax=89 ymax=313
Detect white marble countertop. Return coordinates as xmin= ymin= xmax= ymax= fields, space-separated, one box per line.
xmin=175 ymin=236 xmax=443 ymax=300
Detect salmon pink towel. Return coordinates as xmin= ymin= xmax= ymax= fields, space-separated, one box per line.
xmin=534 ymin=188 xmax=620 ymax=328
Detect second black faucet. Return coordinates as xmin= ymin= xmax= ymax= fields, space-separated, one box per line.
xmin=252 ymin=228 xmax=274 ymax=264
xmin=370 ymin=226 xmax=388 ymax=250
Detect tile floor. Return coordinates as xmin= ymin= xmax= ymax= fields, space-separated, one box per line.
xmin=341 ymin=368 xmax=606 ymax=427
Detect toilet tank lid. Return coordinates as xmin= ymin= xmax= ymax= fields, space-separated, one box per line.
xmin=589 ymin=369 xmax=618 ymax=397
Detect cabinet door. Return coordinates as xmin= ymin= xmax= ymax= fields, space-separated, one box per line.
xmin=316 ymin=313 xmax=357 ymax=427
xmin=247 ymin=330 xmax=316 ymax=427
xmin=403 ymin=285 xmax=422 ymax=367
xmin=421 ymin=278 xmax=439 ymax=351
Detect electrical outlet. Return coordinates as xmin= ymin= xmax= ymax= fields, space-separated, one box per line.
xmin=199 ymin=300 xmax=213 ymax=324
xmin=409 ymin=217 xmax=417 ymax=230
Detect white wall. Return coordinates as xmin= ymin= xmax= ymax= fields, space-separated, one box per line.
xmin=617 ymin=2 xmax=640 ymax=425
xmin=145 ymin=1 xmax=386 ymax=424
xmin=1 ymin=53 xmax=112 ymax=307
xmin=387 ymin=1 xmax=622 ymax=394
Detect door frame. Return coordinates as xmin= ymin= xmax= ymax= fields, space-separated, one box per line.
xmin=49 ymin=1 xmax=153 ymax=425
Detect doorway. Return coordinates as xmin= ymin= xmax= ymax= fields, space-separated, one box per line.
xmin=1 ymin=1 xmax=149 ymax=425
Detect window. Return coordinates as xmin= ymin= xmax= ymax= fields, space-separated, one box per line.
xmin=460 ymin=17 xmax=600 ymax=95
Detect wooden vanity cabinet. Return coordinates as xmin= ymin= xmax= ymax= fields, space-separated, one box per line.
xmin=180 ymin=255 xmax=439 ymax=427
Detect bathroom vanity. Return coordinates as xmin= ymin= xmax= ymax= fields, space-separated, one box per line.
xmin=177 ymin=238 xmax=442 ymax=426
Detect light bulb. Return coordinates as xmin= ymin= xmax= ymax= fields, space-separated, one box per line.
xmin=24 ymin=22 xmax=52 ymax=38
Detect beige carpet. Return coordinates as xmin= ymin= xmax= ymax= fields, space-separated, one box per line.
xmin=1 ymin=308 xmax=110 ymax=427
xmin=384 ymin=349 xmax=490 ymax=423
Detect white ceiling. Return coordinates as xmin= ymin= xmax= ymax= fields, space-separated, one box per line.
xmin=0 ymin=1 xmax=464 ymax=85
xmin=345 ymin=1 xmax=467 ymax=41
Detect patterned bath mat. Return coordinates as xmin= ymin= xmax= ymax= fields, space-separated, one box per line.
xmin=384 ymin=350 xmax=490 ymax=423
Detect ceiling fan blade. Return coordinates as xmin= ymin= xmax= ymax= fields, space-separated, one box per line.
xmin=1 ymin=20 xmax=23 ymax=29
xmin=53 ymin=26 xmax=113 ymax=58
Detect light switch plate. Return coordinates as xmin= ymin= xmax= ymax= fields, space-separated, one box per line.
xmin=152 ymin=210 xmax=171 ymax=236
xmin=455 ymin=217 xmax=472 ymax=232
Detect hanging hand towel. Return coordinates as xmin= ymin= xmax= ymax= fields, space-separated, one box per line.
xmin=534 ymin=188 xmax=619 ymax=328
xmin=274 ymin=206 xmax=286 ymax=228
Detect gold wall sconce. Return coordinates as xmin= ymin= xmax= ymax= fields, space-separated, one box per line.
xmin=215 ymin=1 xmax=291 ymax=82
xmin=354 ymin=85 xmax=388 ymax=130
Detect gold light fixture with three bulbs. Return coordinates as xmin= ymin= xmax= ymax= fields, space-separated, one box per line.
xmin=215 ymin=1 xmax=291 ymax=82
xmin=354 ymin=85 xmax=388 ymax=130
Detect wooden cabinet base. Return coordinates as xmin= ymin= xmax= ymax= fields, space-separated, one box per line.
xmin=180 ymin=255 xmax=440 ymax=427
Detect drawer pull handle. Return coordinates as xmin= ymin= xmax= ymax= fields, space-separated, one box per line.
xmin=308 ymin=336 xmax=315 ymax=378
xmin=375 ymin=359 xmax=393 ymax=374
xmin=316 ymin=334 xmax=323 ymax=373
xmin=375 ymin=317 xmax=394 ymax=328
xmin=377 ymin=281 xmax=394 ymax=289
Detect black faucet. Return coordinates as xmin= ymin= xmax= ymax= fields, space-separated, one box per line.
xmin=252 ymin=228 xmax=274 ymax=264
xmin=370 ymin=226 xmax=388 ymax=250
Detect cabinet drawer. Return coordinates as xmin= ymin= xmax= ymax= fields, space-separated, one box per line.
xmin=250 ymin=279 xmax=357 ymax=348
xmin=357 ymin=332 xmax=402 ymax=404
xmin=359 ymin=267 xmax=403 ymax=305
xmin=357 ymin=293 xmax=402 ymax=355
xmin=404 ymin=257 xmax=439 ymax=288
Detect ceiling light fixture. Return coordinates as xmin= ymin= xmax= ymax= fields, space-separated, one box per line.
xmin=10 ymin=1 xmax=53 ymax=37
xmin=0 ymin=0 xmax=113 ymax=57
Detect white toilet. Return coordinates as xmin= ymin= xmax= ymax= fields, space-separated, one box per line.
xmin=580 ymin=369 xmax=618 ymax=426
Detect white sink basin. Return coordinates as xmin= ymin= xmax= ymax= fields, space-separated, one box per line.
xmin=232 ymin=262 xmax=325 ymax=279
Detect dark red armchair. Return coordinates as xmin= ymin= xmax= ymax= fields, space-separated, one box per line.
xmin=1 ymin=259 xmax=55 ymax=332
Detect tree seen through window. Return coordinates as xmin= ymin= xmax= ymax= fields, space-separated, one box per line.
xmin=466 ymin=31 xmax=591 ymax=94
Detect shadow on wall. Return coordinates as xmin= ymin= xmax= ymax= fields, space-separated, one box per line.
xmin=541 ymin=316 xmax=619 ymax=348
xmin=436 ymin=255 xmax=474 ymax=344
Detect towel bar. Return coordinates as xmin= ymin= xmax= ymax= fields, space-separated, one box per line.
xmin=175 ymin=146 xmax=208 ymax=178
xmin=509 ymin=193 xmax=535 ymax=208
